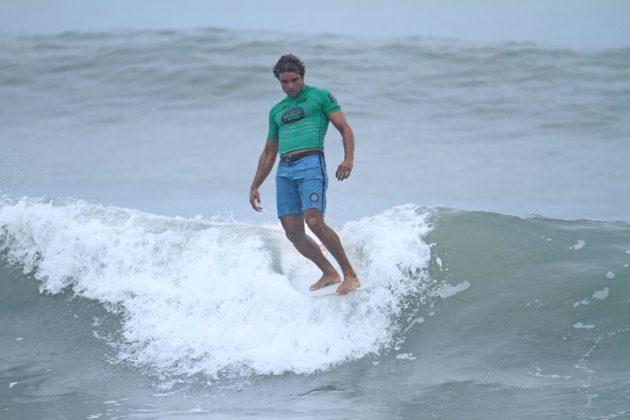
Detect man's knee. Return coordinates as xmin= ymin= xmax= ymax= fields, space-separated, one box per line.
xmin=282 ymin=222 xmax=304 ymax=243
xmin=281 ymin=215 xmax=306 ymax=243
xmin=304 ymin=211 xmax=326 ymax=233
xmin=284 ymin=228 xmax=303 ymax=243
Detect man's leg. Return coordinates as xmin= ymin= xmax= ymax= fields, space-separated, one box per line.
xmin=280 ymin=214 xmax=341 ymax=288
xmin=303 ymin=209 xmax=361 ymax=295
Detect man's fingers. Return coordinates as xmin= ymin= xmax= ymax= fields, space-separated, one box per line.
xmin=336 ymin=165 xmax=352 ymax=180
xmin=250 ymin=190 xmax=263 ymax=211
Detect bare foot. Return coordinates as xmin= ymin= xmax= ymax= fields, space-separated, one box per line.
xmin=309 ymin=272 xmax=341 ymax=291
xmin=336 ymin=274 xmax=361 ymax=295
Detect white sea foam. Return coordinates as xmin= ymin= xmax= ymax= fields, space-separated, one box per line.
xmin=569 ymin=240 xmax=586 ymax=250
xmin=432 ymin=281 xmax=471 ymax=299
xmin=573 ymin=322 xmax=595 ymax=330
xmin=574 ymin=299 xmax=590 ymax=308
xmin=0 ymin=197 xmax=433 ymax=378
xmin=592 ymin=287 xmax=610 ymax=300
xmin=395 ymin=353 xmax=416 ymax=360
xmin=402 ymin=316 xmax=425 ymax=335
xmin=435 ymin=257 xmax=443 ymax=270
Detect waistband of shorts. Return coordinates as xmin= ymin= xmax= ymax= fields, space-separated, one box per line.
xmin=279 ymin=149 xmax=324 ymax=164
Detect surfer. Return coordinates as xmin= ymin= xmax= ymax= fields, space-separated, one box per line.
xmin=249 ymin=54 xmax=361 ymax=295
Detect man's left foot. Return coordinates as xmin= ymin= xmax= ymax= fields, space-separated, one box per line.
xmin=336 ymin=275 xmax=361 ymax=295
xmin=309 ymin=272 xmax=341 ymax=291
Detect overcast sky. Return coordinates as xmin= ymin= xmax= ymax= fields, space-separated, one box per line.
xmin=1 ymin=0 xmax=629 ymax=48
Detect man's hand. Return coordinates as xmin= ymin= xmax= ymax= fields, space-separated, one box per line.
xmin=250 ymin=188 xmax=263 ymax=212
xmin=249 ymin=140 xmax=278 ymax=212
xmin=336 ymin=159 xmax=353 ymax=181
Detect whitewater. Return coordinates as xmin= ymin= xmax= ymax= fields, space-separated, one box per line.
xmin=1 ymin=27 xmax=629 ymax=419
xmin=0 ymin=196 xmax=434 ymax=378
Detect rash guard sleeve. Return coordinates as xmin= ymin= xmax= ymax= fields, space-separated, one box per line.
xmin=319 ymin=89 xmax=341 ymax=115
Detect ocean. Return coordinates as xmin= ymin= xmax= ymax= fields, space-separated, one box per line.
xmin=1 ymin=27 xmax=629 ymax=419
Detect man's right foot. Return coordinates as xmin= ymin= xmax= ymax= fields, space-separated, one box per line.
xmin=336 ymin=274 xmax=361 ymax=295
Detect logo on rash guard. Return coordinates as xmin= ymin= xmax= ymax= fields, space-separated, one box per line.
xmin=281 ymin=107 xmax=305 ymax=124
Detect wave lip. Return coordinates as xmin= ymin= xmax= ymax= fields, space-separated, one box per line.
xmin=0 ymin=196 xmax=434 ymax=378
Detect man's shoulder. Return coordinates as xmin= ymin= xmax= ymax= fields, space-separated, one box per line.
xmin=303 ymin=84 xmax=329 ymax=99
xmin=268 ymin=86 xmax=339 ymax=115
xmin=304 ymin=85 xmax=340 ymax=111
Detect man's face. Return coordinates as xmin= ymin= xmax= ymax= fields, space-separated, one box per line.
xmin=278 ymin=72 xmax=304 ymax=97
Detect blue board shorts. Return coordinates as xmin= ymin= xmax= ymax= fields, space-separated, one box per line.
xmin=276 ymin=153 xmax=328 ymax=218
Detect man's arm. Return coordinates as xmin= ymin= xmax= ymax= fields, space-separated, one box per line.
xmin=329 ymin=110 xmax=355 ymax=181
xmin=249 ymin=139 xmax=279 ymax=212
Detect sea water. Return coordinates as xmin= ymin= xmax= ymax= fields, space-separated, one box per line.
xmin=1 ymin=28 xmax=629 ymax=419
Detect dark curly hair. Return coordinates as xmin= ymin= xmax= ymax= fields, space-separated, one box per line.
xmin=272 ymin=54 xmax=305 ymax=79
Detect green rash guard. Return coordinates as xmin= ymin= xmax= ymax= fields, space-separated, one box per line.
xmin=267 ymin=85 xmax=341 ymax=156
